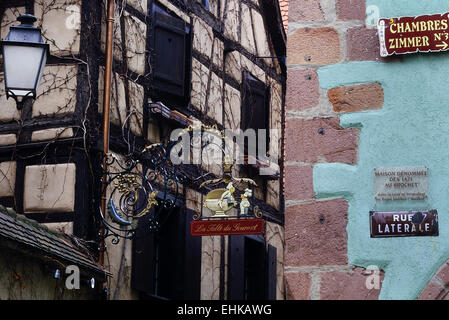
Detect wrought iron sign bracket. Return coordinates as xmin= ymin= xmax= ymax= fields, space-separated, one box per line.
xmin=98 ymin=142 xmax=186 ymax=246
xmin=97 ymin=123 xmax=267 ymax=245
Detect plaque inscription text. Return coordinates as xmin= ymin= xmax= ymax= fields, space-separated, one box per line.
xmin=374 ymin=166 xmax=428 ymax=201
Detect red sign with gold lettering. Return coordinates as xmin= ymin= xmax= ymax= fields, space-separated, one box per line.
xmin=378 ymin=12 xmax=449 ymax=57
xmin=190 ymin=219 xmax=265 ymax=236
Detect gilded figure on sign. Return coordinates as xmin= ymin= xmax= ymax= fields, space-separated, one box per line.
xmin=240 ymin=188 xmax=252 ymax=216
xmin=182 ymin=125 xmax=260 ymax=220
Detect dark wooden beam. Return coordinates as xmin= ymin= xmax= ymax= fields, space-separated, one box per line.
xmin=0 ymin=115 xmax=77 ymax=135
xmin=1 ymin=1 xmax=28 ymax=8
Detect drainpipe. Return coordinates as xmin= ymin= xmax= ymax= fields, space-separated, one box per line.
xmin=99 ymin=0 xmax=115 ymax=266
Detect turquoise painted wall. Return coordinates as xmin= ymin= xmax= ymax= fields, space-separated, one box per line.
xmin=315 ymin=1 xmax=449 ymax=299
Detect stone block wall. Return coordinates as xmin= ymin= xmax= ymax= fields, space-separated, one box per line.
xmin=285 ymin=0 xmax=385 ymax=300
xmin=285 ymin=0 xmax=449 ymax=300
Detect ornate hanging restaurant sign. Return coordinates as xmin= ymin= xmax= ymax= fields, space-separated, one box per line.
xmin=176 ymin=124 xmax=267 ymax=237
xmin=370 ymin=210 xmax=438 ymax=238
xmin=378 ymin=12 xmax=449 ymax=57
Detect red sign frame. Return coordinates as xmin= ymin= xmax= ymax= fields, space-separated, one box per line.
xmin=190 ymin=218 xmax=265 ymax=236
xmin=378 ymin=12 xmax=449 ymax=57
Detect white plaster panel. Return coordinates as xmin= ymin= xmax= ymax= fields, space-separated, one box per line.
xmin=129 ymin=80 xmax=145 ymax=136
xmin=24 ymin=163 xmax=76 ymax=213
xmin=101 ymin=0 xmax=123 ymax=62
xmin=35 ymin=0 xmax=81 ymax=56
xmin=241 ymin=55 xmax=266 ymax=83
xmin=241 ymin=4 xmax=256 ymax=55
xmin=1 ymin=7 xmax=26 ymax=39
xmin=193 ymin=16 xmax=214 ymax=58
xmin=191 ymin=58 xmax=209 ymax=111
xmin=223 ymin=0 xmax=240 ymax=42
xmin=212 ymin=38 xmax=224 ymax=70
xmin=0 ymin=161 xmax=16 ymax=197
xmin=200 ymin=235 xmax=221 ymax=299
xmin=224 ymin=84 xmax=241 ymax=130
xmin=33 ymin=65 xmax=78 ymax=118
xmin=124 ymin=12 xmax=147 ymax=75
xmin=157 ymin=0 xmax=191 ymax=22
xmin=31 ymin=127 xmax=74 ymax=141
xmin=0 ymin=134 xmax=17 ymax=146
xmin=207 ymin=72 xmax=223 ymax=124
xmin=127 ymin=0 xmax=148 ymax=13
xmin=98 ymin=69 xmax=127 ymax=128
xmin=267 ymin=180 xmax=280 ymax=210
xmin=252 ymin=9 xmax=272 ymax=62
xmin=224 ymin=51 xmax=242 ymax=83
xmin=0 ymin=75 xmax=21 ymax=122
xmin=43 ymin=222 xmax=74 ymax=234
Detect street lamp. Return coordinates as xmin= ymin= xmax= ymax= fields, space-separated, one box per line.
xmin=0 ymin=14 xmax=49 ymax=109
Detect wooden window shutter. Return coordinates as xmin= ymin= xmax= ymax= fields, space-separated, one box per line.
xmin=183 ymin=208 xmax=202 ymax=299
xmin=241 ymin=72 xmax=271 ymax=158
xmin=266 ymin=244 xmax=277 ymax=300
xmin=242 ymin=73 xmax=269 ymax=131
xmin=132 ymin=206 xmax=201 ymax=299
xmin=152 ymin=10 xmax=187 ymax=97
xmin=244 ymin=236 xmax=267 ymax=300
xmin=156 ymin=207 xmax=185 ymax=299
xmin=157 ymin=207 xmax=202 ymax=299
xmin=131 ymin=213 xmax=156 ymax=295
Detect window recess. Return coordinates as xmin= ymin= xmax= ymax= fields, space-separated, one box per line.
xmin=131 ymin=207 xmax=201 ymax=300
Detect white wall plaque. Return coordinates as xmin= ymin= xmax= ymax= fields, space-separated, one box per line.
xmin=374 ymin=166 xmax=428 ymax=201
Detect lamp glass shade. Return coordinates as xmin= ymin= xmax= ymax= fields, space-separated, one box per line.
xmin=2 ymin=43 xmax=47 ymax=98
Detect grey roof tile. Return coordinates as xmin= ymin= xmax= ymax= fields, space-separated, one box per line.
xmin=0 ymin=211 xmax=108 ymax=278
